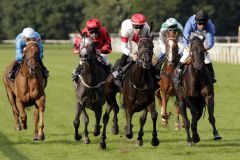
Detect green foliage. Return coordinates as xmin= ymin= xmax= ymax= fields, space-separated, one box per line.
xmin=0 ymin=44 xmax=240 ymax=159
xmin=0 ymin=0 xmax=239 ymax=39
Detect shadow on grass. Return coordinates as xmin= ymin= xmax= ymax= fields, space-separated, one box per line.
xmin=0 ymin=132 xmax=30 ymax=160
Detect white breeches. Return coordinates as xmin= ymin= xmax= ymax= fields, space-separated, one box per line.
xmin=99 ymin=54 xmax=109 ymax=65
xmin=180 ymin=48 xmax=212 ymax=64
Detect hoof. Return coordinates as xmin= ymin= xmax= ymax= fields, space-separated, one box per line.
xmin=136 ymin=140 xmax=143 ymax=146
xmin=15 ymin=126 xmax=22 ymax=131
xmin=111 ymin=124 xmax=119 ymax=135
xmin=33 ymin=134 xmax=38 ymax=141
xmin=126 ymin=133 xmax=133 ymax=139
xmin=161 ymin=118 xmax=168 ymax=126
xmin=22 ymin=124 xmax=27 ymax=130
xmin=84 ymin=137 xmax=90 ymax=144
xmin=187 ymin=141 xmax=195 ymax=146
xmin=174 ymin=122 xmax=181 ymax=131
xmin=94 ymin=130 xmax=100 ymax=137
xmin=214 ymin=134 xmax=222 ymax=140
xmin=38 ymin=134 xmax=45 ymax=141
xmin=151 ymin=138 xmax=160 ymax=146
xmin=74 ymin=134 xmax=82 ymax=141
xmin=100 ymin=142 xmax=106 ymax=150
xmin=192 ymin=134 xmax=200 ymax=143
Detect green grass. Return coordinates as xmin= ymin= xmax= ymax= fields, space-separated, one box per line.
xmin=0 ymin=44 xmax=240 ymax=160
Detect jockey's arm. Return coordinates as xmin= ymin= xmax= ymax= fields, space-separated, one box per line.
xmin=120 ymin=37 xmax=131 ymax=56
xmin=205 ymin=20 xmax=216 ymax=50
xmin=99 ymin=31 xmax=112 ymax=54
xmin=183 ymin=19 xmax=192 ymax=49
xmin=73 ymin=34 xmax=81 ymax=54
xmin=16 ymin=35 xmax=24 ymax=62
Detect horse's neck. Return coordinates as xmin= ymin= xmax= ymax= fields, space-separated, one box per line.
xmin=82 ymin=60 xmax=101 ymax=83
xmin=130 ymin=64 xmax=149 ymax=84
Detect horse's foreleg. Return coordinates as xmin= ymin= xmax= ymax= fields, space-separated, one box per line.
xmin=82 ymin=108 xmax=90 ymax=144
xmin=149 ymin=102 xmax=160 ymax=146
xmin=73 ymin=102 xmax=83 ymax=141
xmin=188 ymin=102 xmax=200 ymax=144
xmin=16 ymin=100 xmax=27 ymax=129
xmin=6 ymin=90 xmax=21 ymax=130
xmin=125 ymin=109 xmax=133 ymax=139
xmin=179 ymin=100 xmax=192 ymax=145
xmin=161 ymin=94 xmax=169 ymax=125
xmin=94 ymin=106 xmax=102 ymax=137
xmin=35 ymin=97 xmax=45 ymax=141
xmin=110 ymin=94 xmax=119 ymax=135
xmin=100 ymin=102 xmax=112 ymax=150
xmin=206 ymin=96 xmax=222 ymax=140
xmin=136 ymin=108 xmax=148 ymax=146
xmin=33 ymin=108 xmax=39 ymax=140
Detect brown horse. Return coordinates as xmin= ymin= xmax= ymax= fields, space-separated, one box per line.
xmin=100 ymin=35 xmax=159 ymax=149
xmin=3 ymin=41 xmax=47 ymax=141
xmin=173 ymin=36 xmax=222 ymax=145
xmin=155 ymin=37 xmax=182 ymax=129
xmin=73 ymin=36 xmax=109 ymax=144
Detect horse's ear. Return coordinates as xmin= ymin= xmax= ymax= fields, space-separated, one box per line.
xmin=150 ymin=33 xmax=154 ymax=41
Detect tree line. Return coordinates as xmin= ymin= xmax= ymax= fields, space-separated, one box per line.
xmin=0 ymin=0 xmax=239 ymax=40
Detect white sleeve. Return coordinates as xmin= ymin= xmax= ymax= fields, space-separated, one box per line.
xmin=120 ymin=20 xmax=132 ymax=56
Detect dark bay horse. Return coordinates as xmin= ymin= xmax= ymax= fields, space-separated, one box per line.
xmin=173 ymin=36 xmax=222 ymax=145
xmin=155 ymin=37 xmax=182 ymax=129
xmin=73 ymin=36 xmax=109 ymax=144
xmin=100 ymin=35 xmax=159 ymax=149
xmin=3 ymin=41 xmax=47 ymax=141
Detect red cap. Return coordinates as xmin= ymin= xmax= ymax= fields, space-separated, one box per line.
xmin=131 ymin=13 xmax=146 ymax=25
xmin=86 ymin=18 xmax=101 ymax=29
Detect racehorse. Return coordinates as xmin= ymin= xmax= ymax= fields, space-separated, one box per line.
xmin=3 ymin=41 xmax=47 ymax=141
xmin=173 ymin=36 xmax=222 ymax=145
xmin=73 ymin=35 xmax=109 ymax=144
xmin=100 ymin=34 xmax=159 ymax=149
xmin=155 ymin=37 xmax=182 ymax=129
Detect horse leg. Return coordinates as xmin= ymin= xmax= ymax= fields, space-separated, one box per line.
xmin=73 ymin=102 xmax=83 ymax=141
xmin=136 ymin=109 xmax=148 ymax=146
xmin=35 ymin=97 xmax=45 ymax=141
xmin=149 ymin=102 xmax=160 ymax=146
xmin=100 ymin=102 xmax=112 ymax=149
xmin=33 ymin=108 xmax=39 ymax=140
xmin=125 ymin=109 xmax=133 ymax=139
xmin=161 ymin=94 xmax=168 ymax=125
xmin=82 ymin=108 xmax=90 ymax=144
xmin=179 ymin=100 xmax=192 ymax=145
xmin=188 ymin=102 xmax=200 ymax=144
xmin=16 ymin=100 xmax=27 ymax=129
xmin=175 ymin=104 xmax=181 ymax=130
xmin=206 ymin=96 xmax=222 ymax=140
xmin=93 ymin=106 xmax=102 ymax=137
xmin=6 ymin=89 xmax=21 ymax=130
xmin=111 ymin=96 xmax=119 ymax=135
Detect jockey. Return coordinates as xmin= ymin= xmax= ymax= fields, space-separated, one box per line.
xmin=72 ymin=18 xmax=112 ymax=80
xmin=175 ymin=10 xmax=217 ymax=84
xmin=8 ymin=27 xmax=49 ymax=81
xmin=156 ymin=18 xmax=184 ymax=64
xmin=111 ymin=13 xmax=151 ymax=79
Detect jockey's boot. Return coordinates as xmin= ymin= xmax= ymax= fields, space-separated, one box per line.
xmin=72 ymin=64 xmax=83 ymax=81
xmin=39 ymin=61 xmax=49 ymax=78
xmin=8 ymin=61 xmax=20 ymax=82
xmin=111 ymin=68 xmax=123 ymax=87
xmin=206 ymin=63 xmax=216 ymax=83
xmin=175 ymin=62 xmax=184 ymax=84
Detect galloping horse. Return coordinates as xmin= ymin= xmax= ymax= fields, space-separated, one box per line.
xmin=155 ymin=37 xmax=182 ymax=129
xmin=173 ymin=36 xmax=222 ymax=145
xmin=73 ymin=35 xmax=109 ymax=144
xmin=100 ymin=35 xmax=159 ymax=149
xmin=3 ymin=41 xmax=47 ymax=141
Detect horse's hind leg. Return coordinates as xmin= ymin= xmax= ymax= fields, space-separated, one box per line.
xmin=33 ymin=108 xmax=39 ymax=140
xmin=82 ymin=108 xmax=90 ymax=144
xmin=149 ymin=102 xmax=160 ymax=146
xmin=73 ymin=102 xmax=83 ymax=141
xmin=125 ymin=109 xmax=133 ymax=139
xmin=136 ymin=109 xmax=148 ymax=146
xmin=6 ymin=89 xmax=21 ymax=130
xmin=206 ymin=96 xmax=222 ymax=140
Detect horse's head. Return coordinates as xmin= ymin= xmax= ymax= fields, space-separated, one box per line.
xmin=137 ymin=35 xmax=154 ymax=69
xmin=190 ymin=36 xmax=205 ymax=70
xmin=165 ymin=38 xmax=179 ymax=65
xmin=23 ymin=41 xmax=40 ymax=75
xmin=79 ymin=36 xmax=96 ymax=66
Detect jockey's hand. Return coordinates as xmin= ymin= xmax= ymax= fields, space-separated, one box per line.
xmin=131 ymin=52 xmax=138 ymax=61
xmin=96 ymin=49 xmax=101 ymax=55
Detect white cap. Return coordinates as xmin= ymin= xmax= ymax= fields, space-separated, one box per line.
xmin=22 ymin=27 xmax=35 ymax=38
